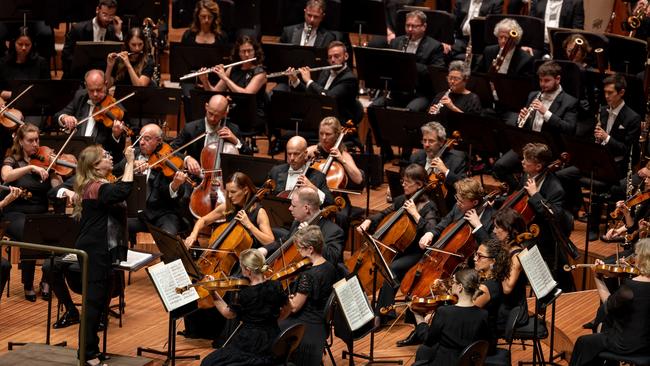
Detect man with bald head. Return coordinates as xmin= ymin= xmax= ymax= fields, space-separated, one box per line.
xmin=55 ymin=69 xmax=129 ymax=161
xmin=172 ymin=94 xmax=247 ymax=178
xmin=267 ymin=135 xmax=334 ymax=206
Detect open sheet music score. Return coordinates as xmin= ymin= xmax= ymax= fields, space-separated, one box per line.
xmin=518 ymin=245 xmax=558 ymax=299
xmin=119 ymin=250 xmax=156 ymax=269
xmin=146 ymin=259 xmax=199 ymax=312
xmin=333 ymin=275 xmax=375 ymax=332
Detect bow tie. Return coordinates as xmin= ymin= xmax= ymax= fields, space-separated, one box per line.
xmin=288 ymin=168 xmax=305 ymax=176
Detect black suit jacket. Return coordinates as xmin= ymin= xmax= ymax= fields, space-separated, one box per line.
xmin=293 ymin=66 xmax=359 ymax=123
xmin=279 ymin=24 xmax=336 ymax=48
xmin=531 ymin=0 xmax=584 ymax=29
xmin=170 ymin=118 xmax=244 ymax=163
xmin=61 ymin=19 xmax=121 ymax=74
xmin=390 ymin=35 xmax=444 ymax=97
xmin=410 ymin=150 xmax=468 ymax=187
xmin=598 ymin=104 xmax=641 ymax=172
xmin=267 ymin=163 xmax=335 ymax=206
xmin=454 ymin=0 xmax=503 ymax=39
xmin=482 ymin=45 xmax=534 ymax=76
xmin=54 ymin=88 xmax=128 ymax=161
xmin=429 ymin=203 xmax=495 ymax=245
xmin=517 ymin=90 xmax=578 ymax=135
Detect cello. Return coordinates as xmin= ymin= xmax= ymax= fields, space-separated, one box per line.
xmin=310 ymin=121 xmax=356 ymax=190
xmin=400 ymin=190 xmax=500 ymax=298
xmin=346 ymin=180 xmax=439 ymax=294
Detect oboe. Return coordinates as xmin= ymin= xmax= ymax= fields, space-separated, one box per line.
xmin=517 ymin=92 xmax=542 ymax=128
xmin=430 ymin=89 xmax=451 ymax=115
xmin=595 ymin=112 xmax=603 ymax=144
xmin=402 ymin=35 xmax=411 ymax=52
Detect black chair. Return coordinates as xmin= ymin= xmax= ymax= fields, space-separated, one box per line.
xmin=511 ymin=302 xmax=550 ymax=366
xmin=322 ymin=293 xmax=338 ymax=366
xmin=396 ymin=8 xmax=456 ymax=45
xmin=457 ymin=340 xmax=489 ymax=366
xmin=485 ymin=15 xmax=546 ymax=52
xmin=271 ymin=323 xmax=305 ymax=366
xmin=485 ymin=305 xmax=523 ymax=366
xmin=598 ymin=351 xmax=650 ymax=366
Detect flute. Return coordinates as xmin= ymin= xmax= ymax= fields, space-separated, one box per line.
xmin=179 ymin=58 xmax=257 ymax=80
xmin=266 ymin=64 xmax=343 ymax=79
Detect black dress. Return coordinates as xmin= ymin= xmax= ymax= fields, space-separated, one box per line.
xmin=112 ymin=56 xmax=155 ymax=86
xmin=0 ymin=53 xmax=50 ymax=91
xmin=497 ymin=248 xmax=529 ymax=334
xmin=201 ymin=280 xmax=289 ymax=366
xmin=228 ymin=65 xmax=267 ymax=131
xmin=482 ymin=278 xmax=504 ymax=353
xmin=76 ymin=180 xmax=132 ymax=360
xmin=429 ymin=90 xmax=482 ymax=120
xmin=569 ymin=279 xmax=650 ymax=366
xmin=279 ymin=261 xmax=338 ymax=366
xmin=224 ymin=203 xmax=263 ymax=249
xmin=414 ymin=305 xmax=490 ymax=366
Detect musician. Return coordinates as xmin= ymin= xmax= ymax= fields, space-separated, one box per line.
xmin=530 ymin=0 xmax=585 ymax=44
xmin=105 ymin=27 xmax=154 ymax=88
xmin=180 ymin=0 xmax=228 ymax=46
xmin=171 ymin=94 xmax=246 ymax=181
xmin=418 ymin=177 xmax=495 ymax=251
xmin=0 ymin=186 xmax=22 ymax=300
xmin=55 ymin=69 xmax=130 ymax=162
xmin=563 ymin=34 xmax=591 ymax=68
xmin=481 ymin=18 xmax=534 ymax=76
xmin=72 ymin=144 xmax=134 ymax=366
xmin=200 ymin=249 xmax=290 ymax=366
xmin=288 ymin=41 xmax=360 ymax=124
xmin=199 ymin=35 xmax=267 ymax=137
xmin=411 ymin=269 xmax=490 ymax=365
xmin=357 ymin=164 xmax=440 ymax=321
xmin=279 ymin=0 xmax=335 ymax=48
xmin=451 ymin=0 xmax=503 ymax=57
xmin=410 ymin=121 xmax=468 ymax=212
xmin=183 ymin=172 xmax=275 ymax=248
xmin=0 ymin=26 xmax=51 ymax=102
xmin=267 ymin=135 xmax=334 ymax=206
xmin=428 ymin=61 xmax=482 ymax=117
xmin=122 ymin=124 xmax=191 ymax=244
xmin=492 ymin=209 xmax=530 ymax=334
xmin=1 ymin=124 xmax=63 ymax=302
xmin=568 ymin=238 xmax=650 ymax=366
xmin=279 ymin=225 xmax=338 ymax=366
xmin=629 ymin=0 xmax=650 ymax=40
xmin=61 ymin=0 xmax=123 ymax=77
xmin=493 ymin=61 xmax=578 ymax=191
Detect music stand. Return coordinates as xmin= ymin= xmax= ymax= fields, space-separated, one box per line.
xmin=269 ymin=91 xmax=338 ymax=135
xmin=354 ymin=46 xmax=418 ymax=95
xmin=465 ymin=73 xmax=497 ymax=109
xmin=169 ymin=42 xmax=233 ymax=82
xmin=606 ymin=33 xmax=647 ymax=75
xmin=220 ymin=153 xmax=283 ymax=188
xmin=386 ymin=170 xmax=404 ymax=198
xmin=490 ymin=74 xmax=538 ymax=112
xmin=500 ymin=125 xmax=565 ymax=159
xmin=446 ymin=112 xmax=503 ymax=176
xmin=38 ymin=136 xmax=93 ymax=161
xmin=560 ymin=135 xmax=621 ymax=290
xmin=351 ymin=152 xmax=383 ymax=188
xmin=262 ymin=43 xmax=329 ymax=74
xmin=427 ymin=65 xmax=452 ymax=96
xmin=188 ymin=90 xmax=257 ymax=132
xmin=261 ymin=196 xmax=294 ymax=230
xmin=114 ymin=86 xmax=182 ymax=125
xmin=117 ymin=0 xmax=164 ymax=30
xmin=368 ymin=106 xmax=429 ymax=152
xmin=7 ymin=80 xmax=82 ymax=126
xmin=138 ymin=223 xmax=201 ymax=366
xmin=70 ymin=41 xmax=123 ymax=79
xmin=339 ymin=0 xmax=387 ymax=36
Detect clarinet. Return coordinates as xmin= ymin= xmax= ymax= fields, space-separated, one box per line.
xmin=430 ymin=89 xmax=451 ymax=115
xmin=517 ymin=92 xmax=542 ymax=128
xmin=304 ymin=25 xmax=313 ymax=46
xmin=402 ymin=35 xmax=411 ymax=52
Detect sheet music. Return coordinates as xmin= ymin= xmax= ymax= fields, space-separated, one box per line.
xmin=518 ymin=245 xmax=558 ymax=299
xmin=119 ymin=250 xmax=155 ymax=269
xmin=333 ymin=276 xmax=375 ymax=331
xmin=147 ymin=259 xmax=199 ymax=312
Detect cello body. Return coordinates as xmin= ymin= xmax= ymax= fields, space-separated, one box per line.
xmin=312 ymin=159 xmax=347 ymax=189
xmin=190 ymin=142 xmax=222 ymax=218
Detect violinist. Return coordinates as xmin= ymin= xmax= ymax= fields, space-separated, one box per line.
xmin=569 ymin=238 xmax=650 ymax=366
xmin=261 ymin=186 xmax=344 ymax=267
xmin=72 ymin=144 xmax=134 ymax=366
xmin=0 ymin=186 xmax=23 ymax=300
xmin=411 ymin=269 xmax=490 ymax=366
xmin=55 ymin=69 xmax=130 ymax=162
xmin=1 ymin=123 xmax=63 ymax=302
xmin=200 ymin=248 xmax=290 ymax=366
xmin=427 ymin=61 xmax=482 ymax=117
xmin=105 ymin=27 xmax=154 ymax=88
xmin=357 ymin=164 xmax=440 ymax=321
xmin=267 ymin=135 xmax=334 ymax=206
xmin=121 ymin=124 xmax=191 ymax=244
xmin=184 ymin=172 xmax=274 ymax=248
xmin=279 ymin=225 xmax=338 ymax=366
xmin=603 ymin=169 xmax=650 ymax=247
xmin=480 ymin=18 xmax=534 ymax=76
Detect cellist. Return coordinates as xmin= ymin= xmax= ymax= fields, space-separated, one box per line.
xmin=357 ymin=164 xmax=440 ymax=322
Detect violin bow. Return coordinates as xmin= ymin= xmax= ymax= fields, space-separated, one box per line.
xmin=0 ymin=84 xmax=33 ymax=115
xmin=147 ymin=132 xmax=207 ymax=170
xmin=74 ymin=92 xmax=136 ymax=129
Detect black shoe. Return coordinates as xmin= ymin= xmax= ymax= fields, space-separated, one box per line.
xmin=94 ymin=352 xmax=111 ymax=361
xmin=24 ymin=290 xmax=36 ymax=302
xmin=396 ymin=330 xmax=420 ymax=347
xmin=588 ymin=231 xmax=598 ymax=242
xmin=53 ymin=309 xmax=80 ymax=329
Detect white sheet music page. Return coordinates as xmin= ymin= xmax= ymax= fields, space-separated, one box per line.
xmin=518 ymin=245 xmax=558 ymax=299
xmin=333 ymin=276 xmax=375 ymax=331
xmin=147 ymin=259 xmax=199 ymax=312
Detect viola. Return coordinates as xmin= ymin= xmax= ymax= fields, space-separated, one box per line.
xmin=93 ymin=95 xmax=133 ymax=136
xmin=610 ymin=190 xmax=650 ymax=219
xmin=0 ymin=184 xmax=31 ymax=199
xmin=379 ymin=293 xmax=458 ymax=315
xmin=563 ymin=263 xmax=640 ymax=277
xmin=311 ymin=121 xmax=355 ymax=190
xmin=427 ymin=130 xmax=462 ymax=198
xmin=29 ymin=146 xmax=78 ymax=177
xmin=0 ymin=106 xmax=24 ymax=130
xmin=269 ymin=258 xmax=313 ymax=290
xmin=146 ymin=142 xmax=197 ymax=186
xmin=175 ymin=277 xmax=250 ymax=294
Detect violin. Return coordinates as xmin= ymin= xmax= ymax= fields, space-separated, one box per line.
xmin=0 ymin=184 xmax=31 ymax=199
xmin=427 ymin=131 xmax=462 ymax=198
xmin=29 ymin=146 xmax=78 ymax=177
xmin=269 ymin=258 xmax=313 ymax=289
xmin=146 ymin=142 xmax=197 ymax=186
xmin=93 ymin=95 xmax=133 ymax=136
xmin=563 ymin=263 xmax=640 ymax=277
xmin=610 ymin=190 xmax=650 ymax=219
xmin=311 ymin=121 xmax=355 ymax=190
xmin=0 ymin=104 xmax=25 ymax=130
xmin=175 ymin=277 xmax=250 ymax=294
xmin=379 ymin=293 xmax=458 ymax=315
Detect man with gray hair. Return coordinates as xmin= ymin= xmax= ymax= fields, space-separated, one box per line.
xmin=481 ymin=18 xmax=534 ymax=76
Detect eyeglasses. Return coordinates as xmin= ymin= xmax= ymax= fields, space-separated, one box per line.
xmin=474 ymin=252 xmax=493 ymax=260
xmin=102 ymin=150 xmax=112 ymax=159
xmin=405 ymin=23 xmax=423 ymax=29
xmin=447 ymin=76 xmax=463 ymax=81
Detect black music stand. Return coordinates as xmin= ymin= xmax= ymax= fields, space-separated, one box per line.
xmin=489 ymin=74 xmax=537 ymax=112
xmin=344 ymin=228 xmax=401 ymax=365
xmin=351 ymin=152 xmax=383 ymax=188
xmin=465 ymin=73 xmax=497 ymax=109
xmin=219 ymin=0 xmax=260 ymax=37
xmin=69 ymin=41 xmax=123 ymax=79
xmin=7 ymin=80 xmax=82 ymax=127
xmin=368 ymin=106 xmax=429 ymax=153
xmin=113 ymin=86 xmax=182 ymax=129
xmin=560 ymin=135 xmax=620 ymax=291
xmin=354 ymin=46 xmax=418 ymax=96
xmin=188 ymin=90 xmax=257 ymax=132
xmin=269 ymin=91 xmax=337 ymax=136
xmin=606 ymin=33 xmax=647 ymax=75
xmin=500 ymin=125 xmax=565 ymax=158
xmin=261 ymin=196 xmax=293 ymax=230
xmin=169 ymin=42 xmax=233 ymax=82
xmin=446 ymin=112 xmax=503 ymax=177
xmin=137 ymin=223 xmax=201 ymax=366
xmin=339 ymin=0 xmax=387 ymax=36
xmin=427 ymin=65 xmax=452 ymax=96
xmin=386 ymin=169 xmax=404 ymax=198
xmin=38 ymin=136 xmax=93 ymax=161
xmin=220 ymin=153 xmax=283 ymax=188
xmin=262 ymin=43 xmax=329 ymax=73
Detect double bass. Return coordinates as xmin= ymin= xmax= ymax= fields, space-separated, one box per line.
xmin=346 ymin=180 xmax=439 ymax=294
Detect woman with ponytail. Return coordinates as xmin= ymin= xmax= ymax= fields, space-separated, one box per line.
xmin=413 ymin=268 xmax=490 ymax=366
xmin=201 ymin=248 xmax=290 ymax=366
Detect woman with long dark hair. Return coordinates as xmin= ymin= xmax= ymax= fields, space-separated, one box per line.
xmin=0 ymin=26 xmax=50 ymax=101
xmin=105 ymin=27 xmax=154 ymax=87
